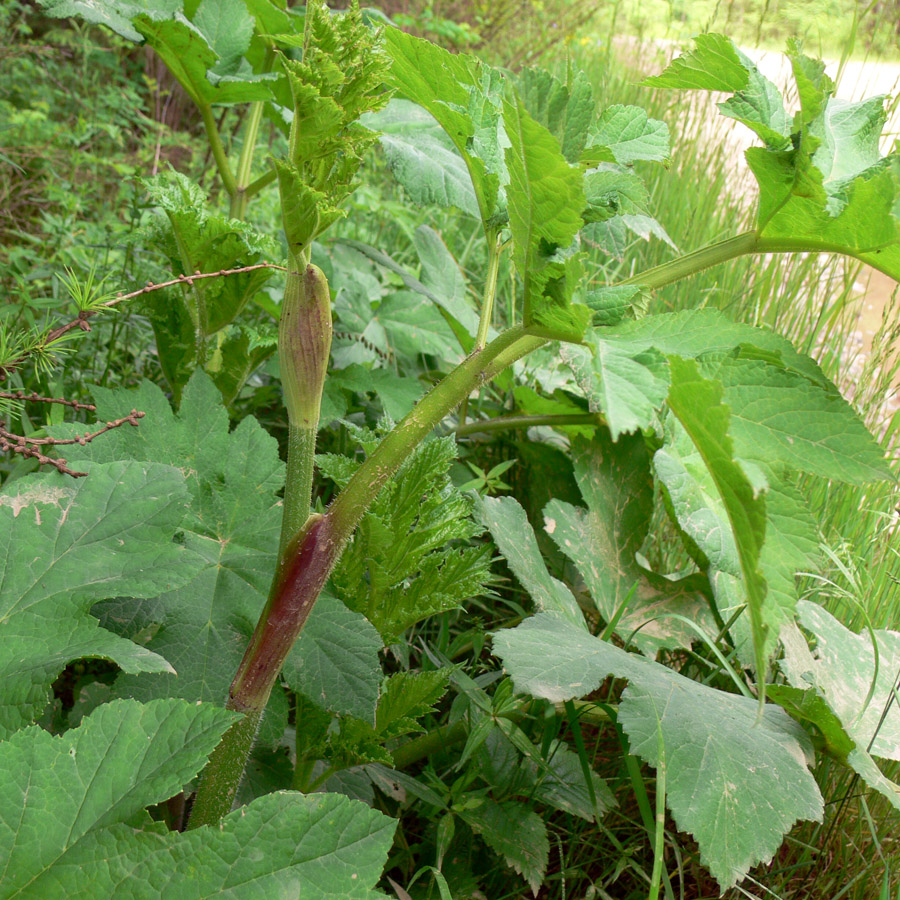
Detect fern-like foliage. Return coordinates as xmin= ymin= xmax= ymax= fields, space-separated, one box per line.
xmin=320 ymin=433 xmax=493 ymax=644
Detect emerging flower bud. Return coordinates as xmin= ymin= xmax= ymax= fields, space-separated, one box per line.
xmin=279 ymin=263 xmax=332 ymax=428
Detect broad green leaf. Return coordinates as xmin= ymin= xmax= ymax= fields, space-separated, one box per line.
xmin=493 ymin=613 xmax=823 ymax=891
xmin=37 ymin=0 xmax=181 ymax=42
xmin=516 ymin=66 xmax=594 ymax=162
xmin=56 ymin=373 xmax=283 ymax=710
xmin=504 ymin=92 xmax=588 ymax=340
xmin=583 ymin=104 xmax=671 ymax=165
xmin=377 ymin=290 xmax=462 ymax=362
xmin=642 ymin=33 xmax=750 ymax=91
xmin=412 ymin=225 xmax=482 ymax=338
xmin=55 ymin=372 xmax=373 ymax=720
xmin=458 ymin=799 xmax=549 ymax=895
xmin=544 ymin=433 xmax=714 ymax=653
xmin=328 ymin=365 xmax=424 ymax=421
xmin=597 ymin=308 xmax=831 ymax=388
xmin=0 ymin=699 xmax=395 ymax=899
xmin=783 ymin=602 xmax=900 ymax=761
xmin=644 ymin=34 xmax=900 ymax=280
xmin=779 ymin=605 xmax=900 ymax=811
xmin=665 ymin=357 xmax=770 ymax=684
xmin=335 ymin=237 xmax=479 ymax=350
xmin=383 ymin=27 xmax=505 ymax=227
xmin=476 ymin=495 xmax=585 ymax=629
xmin=561 ymin=338 xmax=669 ymax=440
xmin=284 ymin=593 xmax=383 ymax=724
xmin=0 ymin=461 xmax=203 ymax=737
xmin=363 ymin=99 xmax=480 ymax=218
xmin=703 ymin=354 xmax=890 ymax=484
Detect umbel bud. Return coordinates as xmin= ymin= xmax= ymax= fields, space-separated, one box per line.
xmin=279 ymin=263 xmax=332 ymax=428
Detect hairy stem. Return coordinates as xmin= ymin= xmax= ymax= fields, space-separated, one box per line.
xmin=279 ymin=424 xmax=316 ymax=558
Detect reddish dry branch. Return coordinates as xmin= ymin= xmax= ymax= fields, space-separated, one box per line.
xmin=1 ymin=262 xmax=287 ymax=380
xmin=0 ymin=391 xmax=96 ymax=411
xmin=0 ymin=409 xmax=145 ymax=477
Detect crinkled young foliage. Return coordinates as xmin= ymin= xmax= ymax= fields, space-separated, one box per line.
xmin=0 ymin=698 xmax=395 ymax=899
xmin=138 ymin=171 xmax=278 ymax=402
xmin=321 ymin=433 xmax=493 ymax=644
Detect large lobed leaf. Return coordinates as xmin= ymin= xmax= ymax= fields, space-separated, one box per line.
xmin=645 ymin=33 xmax=900 ymax=280
xmin=493 ymin=614 xmax=823 ymax=891
xmin=0 ymin=698 xmax=394 ymax=898
xmin=777 ymin=602 xmax=900 ymax=810
xmin=0 ymin=460 xmax=202 ymax=738
xmin=54 ymin=371 xmax=382 ymax=724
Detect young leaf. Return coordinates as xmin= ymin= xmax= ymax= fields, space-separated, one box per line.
xmin=504 ymin=92 xmax=588 ymax=340
xmin=582 ymin=104 xmax=671 ymax=166
xmin=493 ymin=613 xmax=823 ymax=891
xmin=0 ymin=699 xmax=395 ymax=898
xmin=0 ymin=461 xmax=203 ymax=738
xmin=544 ymin=433 xmax=714 ymax=654
xmin=331 ymin=436 xmax=492 ymax=644
xmin=515 ymin=66 xmax=595 ymax=163
xmin=643 ymin=35 xmax=788 ymax=148
xmin=644 ymin=34 xmax=900 ymax=280
xmin=458 ymin=799 xmax=549 ymax=895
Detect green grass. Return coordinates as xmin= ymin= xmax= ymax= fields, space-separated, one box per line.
xmin=586 ymin=0 xmax=900 ymax=62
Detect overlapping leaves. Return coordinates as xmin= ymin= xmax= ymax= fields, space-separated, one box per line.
xmin=0 ymin=698 xmax=395 ymax=899
xmin=645 ymin=33 xmax=900 ymax=279
xmin=0 ymin=461 xmax=201 ymax=738
xmin=493 ymin=614 xmax=823 ymax=891
xmin=52 ymin=372 xmax=382 ymax=723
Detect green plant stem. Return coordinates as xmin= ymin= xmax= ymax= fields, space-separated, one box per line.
xmin=186 ymin=708 xmax=262 ymax=829
xmin=230 ymin=100 xmax=266 ymax=220
xmin=279 ymin=423 xmax=316 ymax=558
xmin=199 ymin=100 xmax=237 ymax=198
xmin=475 ymin=230 xmax=502 ymax=351
xmin=455 ymin=412 xmax=604 ymax=436
xmin=244 ymin=169 xmax=277 ymax=201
